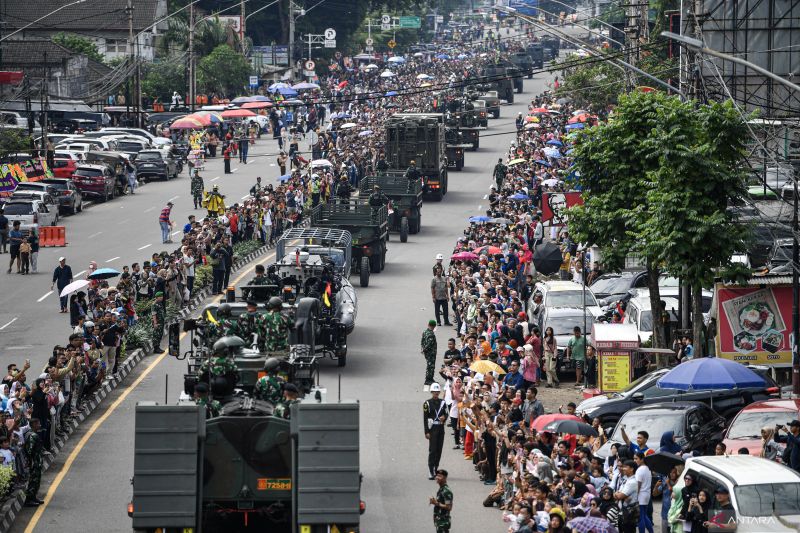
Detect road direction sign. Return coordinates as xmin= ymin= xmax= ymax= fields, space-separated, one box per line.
xmin=366 ymin=37 xmax=374 ymax=45
xmin=381 ymin=23 xmax=391 ymax=30
xmin=324 ymin=28 xmax=336 ymax=40
xmin=324 ymin=39 xmax=336 ymax=48
xmin=387 ymin=39 xmax=397 ymax=49
xmin=381 ymin=14 xmax=391 ymax=24
xmin=248 ymin=75 xmax=259 ymax=88
xmin=305 ymin=60 xmax=315 ymax=70
xmin=399 ymin=15 xmax=421 ymax=28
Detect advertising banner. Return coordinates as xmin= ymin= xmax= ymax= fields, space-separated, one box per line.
xmin=599 ymin=353 xmax=631 ymax=392
xmin=541 ymin=191 xmax=583 ymax=225
xmin=0 ymin=158 xmax=52 ymax=196
xmin=715 ymin=284 xmax=792 ymax=365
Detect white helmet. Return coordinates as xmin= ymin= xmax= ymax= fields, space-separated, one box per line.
xmin=430 ymin=382 xmax=442 ymax=392
xmin=84 ymin=321 xmax=95 ymax=328
xmin=436 ymin=253 xmax=444 ymax=260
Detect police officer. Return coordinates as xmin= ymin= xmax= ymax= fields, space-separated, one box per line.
xmin=236 ymin=300 xmax=264 ymax=349
xmin=263 ymin=296 xmax=290 ymax=354
xmin=368 ymin=185 xmax=389 ymax=209
xmin=254 ymin=358 xmax=284 ymax=403
xmin=421 ymin=319 xmax=438 ymax=387
xmin=405 ymin=159 xmax=421 ymax=181
xmin=151 ymin=291 xmax=166 ymax=352
xmin=193 ymin=381 xmax=221 ymax=418
xmin=429 ymin=469 xmax=453 ymax=533
xmin=423 ymin=383 xmax=446 ymax=479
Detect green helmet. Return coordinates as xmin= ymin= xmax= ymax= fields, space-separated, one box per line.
xmin=263 ymin=357 xmax=281 ymax=373
xmin=213 ymin=335 xmax=245 ymax=354
xmin=217 ymin=303 xmax=232 ymax=318
xmin=268 ymin=297 xmax=283 ymax=311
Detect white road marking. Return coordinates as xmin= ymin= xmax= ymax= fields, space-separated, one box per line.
xmin=0 ymin=317 xmax=18 ymax=330
xmin=137 ymin=244 xmax=152 ymax=251
xmin=211 ymin=177 xmax=220 ymax=182
xmin=241 ymin=195 xmax=249 ymax=199
xmin=171 ymin=230 xmax=181 ymax=236
xmin=106 ymin=256 xmax=120 ymax=263
xmin=168 ymin=195 xmax=179 ymax=202
xmin=88 ymin=231 xmax=103 ymax=239
xmin=483 ymin=194 xmax=488 ymax=199
xmin=37 ymin=291 xmax=53 ymax=302
xmin=74 ymin=270 xmax=86 ymax=278
xmin=7 ymin=345 xmax=32 ymax=350
xmin=144 ymin=207 xmax=156 ymax=213
xmin=269 ymin=163 xmax=276 ymax=166
xmin=232 ymin=167 xmax=239 ymax=173
xmin=117 ymin=218 xmax=130 ymax=225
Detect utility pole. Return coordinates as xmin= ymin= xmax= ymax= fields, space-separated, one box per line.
xmin=240 ymin=0 xmax=246 ymax=52
xmin=127 ymin=0 xmax=134 ymax=125
xmin=40 ymin=52 xmax=49 ymax=156
xmin=188 ymin=0 xmax=195 ymax=112
xmin=622 ymin=0 xmax=648 ymax=89
xmin=288 ymin=0 xmax=296 ymax=81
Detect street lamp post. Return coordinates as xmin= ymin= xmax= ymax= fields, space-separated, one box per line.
xmin=663 ymin=31 xmax=800 ymax=396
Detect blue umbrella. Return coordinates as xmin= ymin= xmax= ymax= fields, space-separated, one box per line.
xmin=292 ymin=82 xmax=320 ymax=90
xmin=231 ymin=96 xmax=254 ymax=104
xmin=468 ymin=215 xmax=491 ymax=223
xmin=565 ymin=122 xmax=585 ymax=130
xmin=657 ymin=358 xmax=766 ymax=390
xmin=88 ymin=267 xmax=120 ymax=280
xmin=509 ymin=193 xmax=529 ymax=201
xmin=387 ymin=56 xmax=406 ymax=63
xmin=534 ymin=159 xmax=551 ymax=167
xmin=278 ymin=174 xmax=291 ymax=182
xmin=385 ymin=91 xmax=398 ymax=96
xmin=546 ymin=139 xmax=563 ymax=147
xmin=543 ymin=147 xmax=562 ymax=159
xmin=276 ymin=87 xmax=299 ymax=97
xmin=268 ymin=82 xmax=290 ymax=91
xmin=435 ymin=54 xmax=450 ymax=59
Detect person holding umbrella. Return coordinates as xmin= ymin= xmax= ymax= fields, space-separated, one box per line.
xmin=52 ymin=257 xmax=73 ymax=313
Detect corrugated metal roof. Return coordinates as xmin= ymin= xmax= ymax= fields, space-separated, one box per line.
xmin=720 ymin=275 xmax=794 ymax=286
xmin=4 ymin=0 xmax=159 ymax=32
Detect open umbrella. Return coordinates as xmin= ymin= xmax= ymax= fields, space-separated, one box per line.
xmin=534 ymin=159 xmax=552 ymax=167
xmin=543 ymin=147 xmax=562 ymax=159
xmin=59 ymin=279 xmax=89 ymax=297
xmin=416 ymin=73 xmax=432 ymax=80
xmin=435 ymin=53 xmax=450 ymax=59
xmin=470 ymin=360 xmax=506 ymax=375
xmin=241 ymin=101 xmax=272 ymax=109
xmin=643 ymin=452 xmax=685 ymax=476
xmin=387 ymin=56 xmax=405 ymax=63
xmin=379 ymin=70 xmax=396 ymax=78
xmin=509 ymin=193 xmax=529 ymax=201
xmin=358 ymin=130 xmax=373 ymax=137
xmin=268 ymin=82 xmax=290 ymax=91
xmin=474 ymin=245 xmax=502 ymax=255
xmin=189 ymin=111 xmax=223 ymax=124
xmin=546 ymin=139 xmax=563 ymax=147
xmin=573 ymin=109 xmax=589 ymax=116
xmin=292 ymin=82 xmax=319 ymax=90
xmin=339 ymin=122 xmax=357 ymax=130
xmin=337 ymin=80 xmax=349 ymax=88
xmin=457 ymin=53 xmax=469 ymax=59
xmin=556 ymin=97 xmax=573 ymax=105
xmin=231 ymin=96 xmax=254 ymax=104
xmin=565 ymin=122 xmax=585 ymax=130
xmin=277 ymin=174 xmax=291 ymax=182
xmin=311 ymin=159 xmax=333 ymax=168
xmin=250 ymin=95 xmax=271 ymax=102
xmin=490 ymin=217 xmax=512 ymax=225
xmin=221 ymin=108 xmax=256 ymax=119
xmin=276 ymin=87 xmax=299 ymax=97
xmin=451 ymin=251 xmax=479 ymax=261
xmin=542 ymin=178 xmax=561 ymax=188
xmin=419 ymin=83 xmax=432 ymax=88
xmin=507 ymin=158 xmax=526 ymax=166
xmin=542 ymin=419 xmax=598 ymax=437
xmin=87 ymin=267 xmax=120 ymax=280
xmin=170 ymin=116 xmax=204 ymax=129
xmin=468 ymin=215 xmax=492 ymax=223
xmin=657 ymin=358 xmax=766 ymax=390
xmin=385 ymin=91 xmax=398 ymax=96
xmin=413 ymin=52 xmax=424 ymax=57
xmin=567 ymin=516 xmax=617 ymax=533
xmin=531 ymin=413 xmax=582 ymax=433
xmin=533 ymin=242 xmax=564 ymax=275
xmin=524 ymin=123 xmax=540 ymax=130
xmin=531 ymin=107 xmax=549 ymax=114
xmin=364 ymin=64 xmax=379 ymax=70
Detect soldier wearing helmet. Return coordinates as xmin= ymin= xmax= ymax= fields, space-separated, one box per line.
xmin=263 ymin=297 xmax=290 ymax=354
xmin=204 ymin=303 xmax=237 ymax=347
xmin=253 ymin=357 xmax=284 ymax=404
xmin=368 ymin=184 xmax=389 ymax=208
xmin=405 ymin=159 xmax=421 ymax=182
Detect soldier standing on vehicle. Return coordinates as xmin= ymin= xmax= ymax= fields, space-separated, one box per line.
xmin=405 ymin=159 xmax=421 ymax=181
xmin=421 ymin=319 xmax=438 ymax=388
xmin=243 ymin=264 xmax=270 ymax=300
xmin=152 ymin=291 xmax=166 ymax=352
xmin=368 ymin=185 xmax=389 ymax=209
xmin=493 ymin=158 xmax=507 ymax=190
xmin=429 ymin=469 xmax=453 ymax=532
xmin=336 ymin=175 xmax=352 ymax=204
xmin=198 ymin=339 xmax=239 ymax=388
xmin=236 ymin=300 xmax=265 ymax=350
xmin=193 ymin=382 xmax=221 ymax=418
xmin=190 ymin=170 xmax=204 ymax=209
xmin=423 ymin=383 xmax=446 ymax=479
xmin=274 ymin=383 xmax=300 ymax=419
xmin=254 ymin=358 xmax=284 ymax=403
xmin=263 ymin=297 xmax=290 ymax=354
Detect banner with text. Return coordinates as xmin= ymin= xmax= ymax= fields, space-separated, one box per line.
xmin=0 ymin=158 xmax=52 ymax=196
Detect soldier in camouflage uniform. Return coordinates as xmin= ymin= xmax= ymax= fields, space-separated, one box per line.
xmin=204 ymin=303 xmax=237 ymax=347
xmin=243 ymin=264 xmax=272 ymax=300
xmin=273 ymin=383 xmax=300 ymax=419
xmin=429 ymin=469 xmax=453 ymax=533
xmin=421 ymin=319 xmax=438 ymax=387
xmin=190 ymin=170 xmax=205 ymax=209
xmin=193 ymin=382 xmax=221 ymax=418
xmin=152 ymin=291 xmax=167 ymax=352
xmin=198 ymin=337 xmax=239 ymax=384
xmin=254 ymin=358 xmax=284 ymax=404
xmin=263 ymin=297 xmax=290 ymax=354
xmin=236 ymin=300 xmax=266 ymax=350
xmin=23 ymin=418 xmax=44 ymax=507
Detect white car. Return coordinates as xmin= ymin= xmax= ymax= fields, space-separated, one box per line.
xmin=2 ymin=199 xmax=57 ymax=228
xmin=530 ymin=280 xmax=601 ymax=314
xmin=55 ymin=142 xmax=94 ymax=155
xmin=622 ymin=296 xmax=680 ymax=343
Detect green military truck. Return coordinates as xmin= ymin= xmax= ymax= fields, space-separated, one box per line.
xmin=480 ymin=64 xmax=514 ymax=103
xmin=526 ymin=43 xmax=545 ymax=69
xmin=385 ymin=113 xmax=449 ymax=202
xmin=511 ymin=51 xmax=535 ymax=78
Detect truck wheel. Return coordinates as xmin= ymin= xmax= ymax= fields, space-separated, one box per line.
xmin=413 ymin=213 xmax=421 ymax=233
xmin=456 ymin=159 xmax=463 ymax=170
xmin=400 ymin=217 xmax=409 ymax=242
xmin=359 ymin=257 xmax=370 ymax=287
xmin=381 ymin=245 xmax=386 ymax=270
xmin=492 ymin=109 xmax=500 ymax=119
xmin=370 ymin=250 xmax=381 ymax=273
xmin=337 ymin=351 xmax=346 ymax=367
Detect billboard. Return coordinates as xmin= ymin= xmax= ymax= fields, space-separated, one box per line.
xmin=541 ymin=191 xmax=583 ymax=225
xmin=715 ymin=284 xmax=792 ymax=366
xmin=250 ymin=45 xmax=289 ymax=69
xmin=0 ymin=158 xmax=52 ymax=196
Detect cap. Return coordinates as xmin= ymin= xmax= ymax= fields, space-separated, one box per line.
xmin=430 ymin=382 xmax=442 ymax=392
xmin=246 ymin=300 xmax=258 ymax=307
xmin=714 ymin=485 xmax=730 ymax=494
xmin=789 ymin=420 xmax=800 ymax=427
xmin=167 ymin=201 xmax=174 ymax=206
xmin=283 ymin=383 xmax=299 ymax=394
xmin=436 ymin=253 xmax=444 ymax=260
xmin=58 ymin=256 xmax=65 ymax=262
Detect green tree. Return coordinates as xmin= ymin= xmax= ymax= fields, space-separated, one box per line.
xmin=196 ymin=44 xmax=251 ymax=97
xmin=141 ymin=60 xmax=187 ymax=103
xmin=554 ymin=54 xmax=621 ymax=112
xmin=52 ymin=32 xmax=105 ymax=64
xmin=0 ymin=129 xmax=33 ymax=158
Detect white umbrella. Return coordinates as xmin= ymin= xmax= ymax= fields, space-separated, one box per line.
xmin=311 ymin=159 xmax=333 ymax=168
xmin=542 ymin=178 xmax=561 ymax=187
xmin=413 ymin=52 xmax=424 ymax=57
xmin=380 ymin=70 xmax=396 ymax=78
xmin=364 ymin=64 xmax=379 ymax=70
xmin=358 ymin=129 xmax=373 ymax=137
xmin=60 ymin=279 xmax=90 ymax=297
xmin=339 ymin=122 xmax=357 ymax=129
xmin=387 ymin=56 xmax=405 ymax=63
xmin=416 ymin=73 xmax=432 ymax=80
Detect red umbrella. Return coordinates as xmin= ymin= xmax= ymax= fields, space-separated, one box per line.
xmin=241 ymin=101 xmax=272 ymax=109
xmin=338 ymin=81 xmax=348 ymax=89
xmin=221 ymin=108 xmax=256 ymax=118
xmin=530 ymin=413 xmax=583 ymax=433
xmin=451 ymin=251 xmax=479 ymax=261
xmin=474 ymin=245 xmax=502 ymax=255
xmin=531 ymin=107 xmax=550 ymax=114
xmin=568 ymin=113 xmax=595 ymax=124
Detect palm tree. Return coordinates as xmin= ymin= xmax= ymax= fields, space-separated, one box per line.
xmin=159 ymin=15 xmax=252 ymax=57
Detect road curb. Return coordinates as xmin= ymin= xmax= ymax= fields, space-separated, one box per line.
xmin=0 ymin=226 xmax=304 ymax=533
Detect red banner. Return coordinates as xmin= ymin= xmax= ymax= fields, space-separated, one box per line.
xmin=541 ymin=191 xmax=583 ymax=225
xmin=715 ymin=284 xmax=792 ymax=366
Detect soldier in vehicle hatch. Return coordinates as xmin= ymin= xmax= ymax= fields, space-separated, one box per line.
xmin=193 ymin=382 xmax=221 ymax=418
xmin=405 ymin=159 xmax=421 ymax=181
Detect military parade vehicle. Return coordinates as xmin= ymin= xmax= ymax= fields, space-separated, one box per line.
xmin=526 ymin=42 xmax=545 ymax=69
xmin=444 ymin=128 xmax=470 ymax=171
xmin=384 ymin=113 xmax=449 ymax=201
xmin=510 ymin=50 xmax=535 ymax=79
xmin=432 ymin=96 xmax=484 ymax=151
xmin=310 ymin=200 xmax=389 ymax=288
xmin=476 ymin=91 xmax=502 ymax=119
xmin=479 ymin=64 xmax=515 ymax=103
xmin=358 ymin=173 xmax=423 ymax=241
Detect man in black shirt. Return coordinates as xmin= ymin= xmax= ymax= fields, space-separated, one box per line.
xmin=706 ymin=486 xmax=737 ymax=531
xmin=51 ymin=257 xmax=73 ymax=313
xmin=443 ymin=339 xmax=461 ymax=365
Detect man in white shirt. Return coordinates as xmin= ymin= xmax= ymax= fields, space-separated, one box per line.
xmin=634 ymin=452 xmax=654 ymax=533
xmin=614 ymin=460 xmax=639 ymax=533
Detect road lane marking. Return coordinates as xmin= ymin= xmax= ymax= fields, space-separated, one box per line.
xmin=143 ymin=207 xmax=155 ymax=213
xmin=171 ymin=230 xmax=181 ymax=236
xmin=74 ymin=270 xmax=86 ymax=278
xmin=211 ymin=176 xmax=220 ymax=182
xmin=37 ymin=291 xmax=53 ymax=302
xmin=241 ymin=194 xmax=249 ymax=199
xmin=0 ymin=317 xmax=17 ymax=330
xmin=137 ymin=244 xmax=151 ymax=251
xmin=87 ymin=231 xmax=103 ymax=239
xmin=232 ymin=167 xmax=239 ymax=173
xmin=168 ymin=195 xmax=179 ymax=202
xmin=117 ymin=218 xmax=130 ymax=225
xmin=106 ymin=257 xmax=120 ymax=263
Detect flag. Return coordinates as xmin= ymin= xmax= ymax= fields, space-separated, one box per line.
xmin=206 ymin=309 xmax=219 ymax=325
xmin=325 ymin=282 xmax=332 ymax=296
xmin=323 ymin=291 xmax=331 ymax=307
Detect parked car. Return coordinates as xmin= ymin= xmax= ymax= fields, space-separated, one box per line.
xmin=42 ymin=178 xmax=83 ymax=214
xmin=577 ymin=367 xmax=781 ymax=429
xmin=13 ymin=181 xmax=60 ymax=198
xmin=52 ymin=118 xmax=98 ymax=134
xmin=531 ymin=280 xmax=601 ymax=314
xmin=135 ymin=149 xmax=178 ymax=181
xmin=590 ymin=271 xmax=648 ymax=306
xmin=53 ymin=150 xmax=84 ymax=162
xmin=10 ymin=190 xmax=59 ymax=223
xmin=55 ymin=142 xmax=93 ymax=156
xmin=51 ymin=157 xmax=78 ymax=179
xmin=1 ymin=199 xmax=57 ymax=229
xmin=595 ymin=402 xmax=725 ymax=459
xmin=721 ymin=399 xmax=800 ymax=457
xmin=662 ymin=456 xmax=800 ymax=532
xmin=622 ymin=296 xmax=680 ymax=343
xmin=538 ymin=306 xmax=595 ymax=373
xmin=72 ymin=164 xmax=116 ymax=202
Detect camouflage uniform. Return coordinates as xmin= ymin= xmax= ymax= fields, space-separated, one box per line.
xmin=196 ymin=397 xmax=222 ymax=418
xmin=152 ymin=301 xmax=166 ymax=349
xmin=421 ymin=328 xmax=437 ymax=384
xmin=191 ymin=173 xmax=205 ymax=209
xmin=198 ymin=355 xmax=238 ymax=377
xmin=254 ymin=375 xmax=284 ymax=404
xmin=433 ymin=484 xmax=453 ymax=533
xmin=235 ymin=313 xmax=266 ymax=350
xmin=23 ymin=429 xmax=43 ymax=502
xmin=263 ymin=311 xmax=290 ymax=352
xmin=274 ymin=398 xmax=298 ymax=419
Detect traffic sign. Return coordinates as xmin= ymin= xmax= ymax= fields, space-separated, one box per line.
xmin=381 ymin=14 xmax=391 ymax=24
xmin=305 ymin=60 xmax=316 ymax=70
xmin=387 ymin=39 xmax=396 ymax=49
xmin=381 ymin=23 xmax=391 ymax=31
xmin=365 ymin=45 xmax=374 ymax=52
xmin=248 ymin=75 xmax=259 ymax=88
xmin=324 ymin=28 xmax=336 ymax=40
xmin=366 ymin=37 xmax=374 ymax=46
xmin=399 ymin=15 xmax=421 ymax=28
xmin=324 ymin=39 xmax=336 ymax=48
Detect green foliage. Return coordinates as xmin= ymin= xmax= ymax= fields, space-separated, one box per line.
xmin=160 ymin=16 xmax=249 ymax=57
xmin=554 ymin=53 xmax=621 ymax=111
xmin=233 ymin=239 xmax=263 ymax=259
xmin=0 ymin=465 xmax=14 ymax=498
xmin=0 ymin=128 xmax=33 ymax=158
xmin=197 ymin=45 xmax=251 ymax=97
xmin=52 ymin=32 xmax=105 ymax=64
xmin=195 ymin=264 xmax=213 ymax=291
xmin=141 ymin=60 xmax=187 ymax=103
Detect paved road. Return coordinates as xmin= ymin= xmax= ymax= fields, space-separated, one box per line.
xmin=11 ymin=72 xmax=552 ymax=532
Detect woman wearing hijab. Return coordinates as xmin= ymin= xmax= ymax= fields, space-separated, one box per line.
xmin=761 ymin=426 xmax=781 ymax=461
xmin=598 ymin=486 xmax=615 ymax=517
xmin=679 ymin=473 xmax=700 ymax=524
xmin=659 ymin=430 xmax=683 ymax=454
xmin=666 ymin=483 xmax=685 ymax=533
